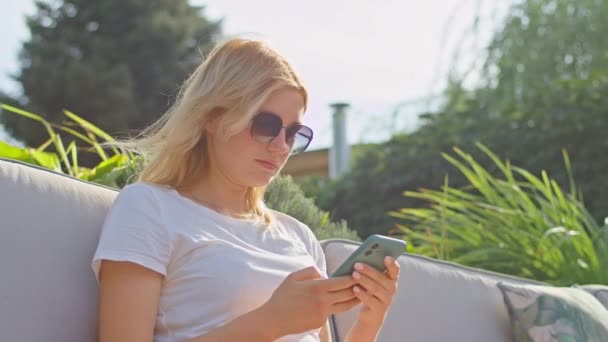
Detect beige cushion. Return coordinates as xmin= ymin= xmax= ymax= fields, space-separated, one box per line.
xmin=0 ymin=158 xmax=117 ymax=342
xmin=0 ymin=157 xmax=544 ymax=342
xmin=322 ymin=239 xmax=542 ymax=342
xmin=579 ymin=284 xmax=608 ymax=309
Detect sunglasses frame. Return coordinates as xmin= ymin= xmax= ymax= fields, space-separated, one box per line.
xmin=250 ymin=111 xmax=313 ymax=155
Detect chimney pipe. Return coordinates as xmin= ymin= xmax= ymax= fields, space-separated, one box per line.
xmin=329 ymin=102 xmax=350 ymax=179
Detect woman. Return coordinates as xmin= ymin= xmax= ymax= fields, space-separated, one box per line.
xmin=92 ymin=37 xmax=400 ymax=342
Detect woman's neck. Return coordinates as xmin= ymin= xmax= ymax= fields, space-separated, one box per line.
xmin=179 ymin=175 xmax=251 ymax=219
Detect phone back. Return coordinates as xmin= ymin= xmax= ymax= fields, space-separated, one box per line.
xmin=331 ymin=235 xmax=406 ymax=277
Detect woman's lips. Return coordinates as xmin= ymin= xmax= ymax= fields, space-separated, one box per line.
xmin=255 ymin=159 xmax=277 ymax=170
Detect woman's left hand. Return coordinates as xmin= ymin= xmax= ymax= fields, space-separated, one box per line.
xmin=351 ymin=256 xmax=400 ymax=327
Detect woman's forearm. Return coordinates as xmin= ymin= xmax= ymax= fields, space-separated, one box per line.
xmin=185 ymin=305 xmax=279 ymax=342
xmin=344 ymin=319 xmax=382 ymax=342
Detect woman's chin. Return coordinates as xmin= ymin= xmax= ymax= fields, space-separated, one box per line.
xmin=246 ymin=167 xmax=283 ymax=187
xmin=248 ymin=174 xmax=275 ymax=187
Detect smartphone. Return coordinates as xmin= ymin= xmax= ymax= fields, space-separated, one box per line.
xmin=331 ymin=235 xmax=407 ymax=277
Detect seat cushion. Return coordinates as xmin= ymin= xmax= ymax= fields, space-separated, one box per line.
xmin=0 ymin=158 xmax=118 ymax=342
xmin=321 ymin=239 xmax=542 ymax=342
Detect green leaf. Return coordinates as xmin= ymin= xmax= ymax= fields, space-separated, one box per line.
xmin=53 ymin=134 xmax=72 ymax=176
xmin=30 ymin=149 xmax=61 ymax=171
xmin=91 ymin=154 xmax=128 ymax=179
xmin=0 ymin=141 xmax=30 ymax=160
xmin=63 ymin=110 xmax=119 ymax=152
xmin=66 ymin=141 xmax=79 ymax=174
xmin=1 ymin=103 xmax=56 ymax=139
xmin=0 ymin=141 xmax=61 ymax=171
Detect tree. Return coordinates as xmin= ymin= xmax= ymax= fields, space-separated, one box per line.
xmin=2 ymin=0 xmax=221 ymax=152
xmin=318 ymin=0 xmax=608 ymax=238
xmin=476 ymin=0 xmax=608 ymax=112
xmin=0 ymin=91 xmax=20 ymax=109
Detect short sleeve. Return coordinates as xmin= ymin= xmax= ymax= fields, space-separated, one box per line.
xmin=298 ymin=222 xmax=328 ymax=278
xmin=311 ymin=236 xmax=328 ymax=278
xmin=91 ymin=183 xmax=171 ymax=283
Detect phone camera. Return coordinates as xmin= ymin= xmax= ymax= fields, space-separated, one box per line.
xmin=371 ymin=243 xmax=380 ymax=249
xmin=364 ymin=250 xmax=373 ymax=256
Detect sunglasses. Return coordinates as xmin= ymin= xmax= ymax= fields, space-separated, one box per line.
xmin=250 ymin=111 xmax=313 ymax=155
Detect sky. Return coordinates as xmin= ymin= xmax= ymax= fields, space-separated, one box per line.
xmin=0 ymin=0 xmax=510 ymax=150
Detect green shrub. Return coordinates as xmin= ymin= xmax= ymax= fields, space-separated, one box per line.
xmin=266 ymin=175 xmax=360 ymax=241
xmin=392 ymin=144 xmax=608 ymax=285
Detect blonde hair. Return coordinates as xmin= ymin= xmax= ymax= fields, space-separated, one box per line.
xmin=114 ymin=38 xmax=308 ymax=224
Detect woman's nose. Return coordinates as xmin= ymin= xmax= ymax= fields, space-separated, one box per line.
xmin=267 ymin=128 xmax=290 ymax=153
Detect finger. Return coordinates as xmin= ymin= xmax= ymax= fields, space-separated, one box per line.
xmin=312 ymin=275 xmax=356 ymax=292
xmin=384 ymin=256 xmax=401 ymax=281
xmin=330 ymin=297 xmax=361 ymax=314
xmin=352 ymin=271 xmax=391 ymax=304
xmin=354 ymin=263 xmax=395 ymax=294
xmin=353 ymin=286 xmax=385 ymax=311
xmin=327 ymin=287 xmax=357 ymax=304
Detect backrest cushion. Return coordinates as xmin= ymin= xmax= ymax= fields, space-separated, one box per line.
xmin=0 ymin=158 xmax=117 ymax=342
xmin=322 ymin=239 xmax=542 ymax=342
xmin=578 ymin=284 xmax=608 ymax=310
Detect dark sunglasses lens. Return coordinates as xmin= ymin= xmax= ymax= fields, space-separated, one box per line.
xmin=251 ymin=113 xmax=281 ymax=142
xmin=289 ymin=126 xmax=313 ymax=154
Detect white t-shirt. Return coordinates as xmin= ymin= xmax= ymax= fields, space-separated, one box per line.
xmin=91 ymin=182 xmax=328 ymax=342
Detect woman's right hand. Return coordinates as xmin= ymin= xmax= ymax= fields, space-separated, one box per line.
xmin=259 ymin=266 xmax=361 ymax=338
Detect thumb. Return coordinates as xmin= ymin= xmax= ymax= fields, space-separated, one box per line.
xmin=287 ymin=266 xmax=323 ymax=282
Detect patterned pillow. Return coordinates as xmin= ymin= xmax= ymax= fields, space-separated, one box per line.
xmin=577 ymin=284 xmax=608 ymax=310
xmin=497 ymin=282 xmax=608 ymax=342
